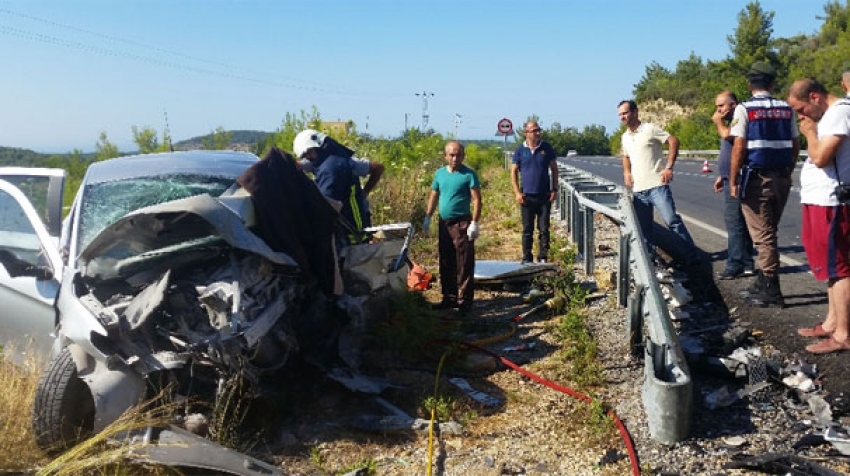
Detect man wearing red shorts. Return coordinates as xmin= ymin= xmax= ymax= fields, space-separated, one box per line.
xmin=787 ymin=78 xmax=850 ymax=353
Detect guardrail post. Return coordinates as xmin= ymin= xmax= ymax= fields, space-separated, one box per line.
xmin=571 ymin=194 xmax=581 ymax=243
xmin=618 ymin=231 xmax=630 ymax=308
xmin=574 ymin=203 xmax=585 ymax=259
xmin=627 ymin=283 xmax=644 ymax=357
xmin=559 ymin=186 xmax=567 ymax=221
xmin=583 ymin=207 xmax=594 ymax=274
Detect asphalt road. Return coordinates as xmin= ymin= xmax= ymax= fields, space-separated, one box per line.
xmin=564 ymin=156 xmax=848 ymax=399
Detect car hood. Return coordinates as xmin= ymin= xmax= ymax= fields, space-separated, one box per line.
xmin=79 ymin=193 xmax=298 ymax=281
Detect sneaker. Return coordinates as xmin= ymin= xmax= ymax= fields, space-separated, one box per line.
xmin=741 ymin=268 xmax=756 ymax=277
xmin=538 ymin=258 xmax=547 ymax=264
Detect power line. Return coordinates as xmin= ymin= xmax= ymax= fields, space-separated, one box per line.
xmin=0 ymin=8 xmax=400 ymax=98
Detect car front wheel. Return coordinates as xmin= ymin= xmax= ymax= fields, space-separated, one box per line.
xmin=31 ymin=348 xmax=95 ymax=454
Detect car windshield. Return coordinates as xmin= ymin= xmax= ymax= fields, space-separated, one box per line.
xmin=78 ymin=174 xmax=236 ymax=253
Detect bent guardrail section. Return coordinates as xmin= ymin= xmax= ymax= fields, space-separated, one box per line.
xmin=556 ymin=162 xmax=692 ymax=445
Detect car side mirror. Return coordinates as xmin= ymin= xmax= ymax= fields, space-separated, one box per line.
xmin=29 ymin=266 xmax=54 ymax=281
xmin=0 ymin=250 xmax=53 ymax=280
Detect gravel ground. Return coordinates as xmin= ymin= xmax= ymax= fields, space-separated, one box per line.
xmin=576 ymin=215 xmax=850 ymax=476
xmin=265 ymin=213 xmax=850 ymax=475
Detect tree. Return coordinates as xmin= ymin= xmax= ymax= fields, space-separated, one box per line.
xmin=634 ymin=61 xmax=675 ymax=103
xmin=132 ymin=126 xmax=160 ymax=154
xmin=94 ymin=132 xmax=120 ymax=161
xmin=727 ymin=1 xmax=775 ymax=74
xmin=819 ymin=0 xmax=850 ymax=44
xmin=201 ymin=126 xmax=232 ymax=150
xmin=784 ymin=2 xmax=850 ymax=93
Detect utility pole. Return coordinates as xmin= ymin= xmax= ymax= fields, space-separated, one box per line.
xmin=163 ymin=108 xmax=174 ymax=152
xmin=454 ymin=113 xmax=462 ymax=138
xmin=415 ymin=91 xmax=434 ymax=130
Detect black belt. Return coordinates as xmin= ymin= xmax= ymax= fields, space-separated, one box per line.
xmin=745 ymin=165 xmax=793 ymax=176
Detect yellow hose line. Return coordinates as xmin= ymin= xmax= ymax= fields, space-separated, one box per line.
xmin=425 ymin=317 xmax=521 ymax=474
xmin=469 ymin=321 xmax=516 ymax=346
xmin=427 ymin=349 xmax=450 ymax=475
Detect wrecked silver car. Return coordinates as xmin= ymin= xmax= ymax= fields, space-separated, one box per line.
xmin=1 ymin=149 xmax=409 ymax=467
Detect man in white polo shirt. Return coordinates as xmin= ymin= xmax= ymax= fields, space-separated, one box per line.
xmin=617 ymin=99 xmax=700 ymax=267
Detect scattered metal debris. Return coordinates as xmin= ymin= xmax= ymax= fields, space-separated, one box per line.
xmin=127 ymin=426 xmax=283 ymax=476
xmin=724 ymin=452 xmax=845 ymax=475
xmin=449 ymin=377 xmax=502 ymax=407
xmin=473 ymin=260 xmax=558 ymax=285
xmin=503 ymin=343 xmax=537 ymax=353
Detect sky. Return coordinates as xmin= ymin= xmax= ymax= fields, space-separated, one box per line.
xmin=0 ymin=0 xmax=829 ymax=153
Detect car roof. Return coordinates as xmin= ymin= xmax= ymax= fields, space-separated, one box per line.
xmin=83 ymin=150 xmax=260 ymax=184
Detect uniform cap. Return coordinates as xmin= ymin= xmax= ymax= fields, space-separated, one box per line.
xmin=747 ymin=61 xmax=776 ymax=80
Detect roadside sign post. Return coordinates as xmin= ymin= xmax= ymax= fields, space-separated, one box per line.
xmin=497 ymin=118 xmax=513 ymax=169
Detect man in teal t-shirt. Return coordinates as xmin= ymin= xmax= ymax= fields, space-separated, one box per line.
xmin=423 ymin=141 xmax=482 ymax=315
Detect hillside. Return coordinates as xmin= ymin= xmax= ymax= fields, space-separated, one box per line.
xmin=0 ymin=130 xmax=271 ymax=168
xmin=0 ymin=147 xmax=56 ymax=167
xmin=173 ymin=129 xmax=270 ymax=151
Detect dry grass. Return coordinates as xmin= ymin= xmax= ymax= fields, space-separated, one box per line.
xmin=35 ymin=393 xmax=180 ymax=476
xmin=0 ymin=344 xmax=50 ymax=472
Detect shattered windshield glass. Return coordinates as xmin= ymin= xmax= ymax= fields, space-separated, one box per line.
xmin=78 ymin=174 xmax=236 ymax=253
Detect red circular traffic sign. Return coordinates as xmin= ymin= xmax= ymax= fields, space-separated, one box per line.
xmin=497 ymin=118 xmax=513 ymax=135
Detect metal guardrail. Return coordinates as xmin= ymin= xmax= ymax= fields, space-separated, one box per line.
xmin=679 ymin=149 xmax=809 ymax=159
xmin=556 ymin=162 xmax=692 ymax=445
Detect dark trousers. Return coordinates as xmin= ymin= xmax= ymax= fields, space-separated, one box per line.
xmin=520 ymin=194 xmax=551 ymax=262
xmin=438 ymin=215 xmax=475 ymax=306
xmin=722 ymin=178 xmax=754 ymax=273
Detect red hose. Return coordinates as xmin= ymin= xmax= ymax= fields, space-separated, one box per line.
xmin=462 ymin=342 xmax=641 ymax=476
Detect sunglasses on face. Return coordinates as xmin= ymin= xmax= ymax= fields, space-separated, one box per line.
xmin=526 ymin=128 xmax=541 ymax=133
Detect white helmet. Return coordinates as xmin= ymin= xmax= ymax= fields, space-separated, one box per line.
xmin=293 ymin=129 xmax=327 ymax=158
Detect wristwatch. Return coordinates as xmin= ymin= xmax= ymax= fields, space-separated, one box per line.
xmin=665 ymin=164 xmax=674 ymax=170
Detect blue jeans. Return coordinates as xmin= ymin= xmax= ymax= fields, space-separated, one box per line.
xmin=633 ymin=184 xmax=698 ymax=260
xmin=723 ymin=178 xmax=754 ymax=273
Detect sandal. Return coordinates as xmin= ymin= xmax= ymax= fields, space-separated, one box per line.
xmin=797 ymin=324 xmax=832 ymax=338
xmin=806 ymin=337 xmax=850 ymax=354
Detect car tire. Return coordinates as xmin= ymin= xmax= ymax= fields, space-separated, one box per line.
xmin=31 ymin=348 xmax=95 ymax=454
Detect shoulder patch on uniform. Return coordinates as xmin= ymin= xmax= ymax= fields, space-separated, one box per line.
xmin=730 ymin=119 xmax=739 ymax=127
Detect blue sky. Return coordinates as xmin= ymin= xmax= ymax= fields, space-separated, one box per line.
xmin=0 ymin=1 xmax=827 ymax=153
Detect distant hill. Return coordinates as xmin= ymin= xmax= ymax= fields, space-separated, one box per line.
xmin=173 ymin=130 xmax=270 ymax=151
xmin=0 ymin=146 xmax=48 ymax=166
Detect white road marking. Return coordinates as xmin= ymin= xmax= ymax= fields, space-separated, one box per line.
xmin=678 ymin=213 xmax=805 ymax=267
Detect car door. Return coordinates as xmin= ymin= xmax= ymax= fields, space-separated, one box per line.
xmin=0 ymin=168 xmax=65 ymax=361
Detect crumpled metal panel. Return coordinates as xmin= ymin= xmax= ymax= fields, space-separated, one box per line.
xmin=80 ymin=194 xmax=296 ymax=280
xmin=127 ymin=425 xmax=283 ymax=476
xmin=473 ymin=260 xmax=558 ymax=283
